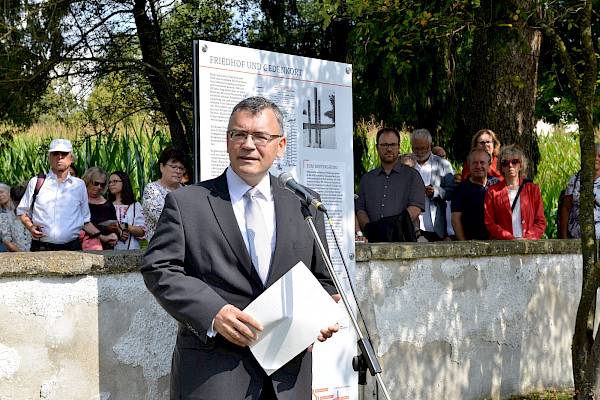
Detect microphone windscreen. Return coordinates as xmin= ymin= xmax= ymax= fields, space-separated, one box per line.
xmin=278 ymin=172 xmax=294 ymax=189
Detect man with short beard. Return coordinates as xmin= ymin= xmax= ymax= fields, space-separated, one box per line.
xmin=356 ymin=128 xmax=425 ymax=242
xmin=451 ymin=147 xmax=500 ymax=240
xmin=411 ymin=129 xmax=455 ymax=241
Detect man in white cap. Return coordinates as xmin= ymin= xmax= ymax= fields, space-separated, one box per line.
xmin=17 ymin=138 xmax=117 ymax=251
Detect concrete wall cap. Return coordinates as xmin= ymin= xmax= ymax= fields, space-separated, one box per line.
xmin=355 ymin=239 xmax=581 ymax=262
xmin=0 ymin=240 xmax=582 ymax=276
xmin=0 ymin=249 xmax=145 ymax=277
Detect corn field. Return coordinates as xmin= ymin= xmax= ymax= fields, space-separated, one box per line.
xmin=0 ymin=119 xmax=171 ymax=200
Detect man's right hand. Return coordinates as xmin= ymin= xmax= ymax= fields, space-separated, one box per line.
xmin=29 ymin=224 xmax=46 ymax=239
xmin=214 ymin=304 xmax=263 ymax=347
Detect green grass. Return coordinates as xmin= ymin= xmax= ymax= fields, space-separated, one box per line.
xmin=535 ymin=129 xmax=581 ymax=238
xmin=507 ymin=387 xmax=575 ymax=399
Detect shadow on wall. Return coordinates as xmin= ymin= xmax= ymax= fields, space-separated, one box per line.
xmin=97 ymin=272 xmax=176 ymax=400
xmin=356 ymin=253 xmax=578 ymax=400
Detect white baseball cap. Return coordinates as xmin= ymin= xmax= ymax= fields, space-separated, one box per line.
xmin=48 ymin=139 xmax=73 ymax=153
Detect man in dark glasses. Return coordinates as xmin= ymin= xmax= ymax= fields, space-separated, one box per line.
xmin=17 ymin=138 xmax=107 ymax=251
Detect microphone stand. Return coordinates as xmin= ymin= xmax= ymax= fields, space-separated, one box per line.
xmin=300 ymin=203 xmax=391 ymax=400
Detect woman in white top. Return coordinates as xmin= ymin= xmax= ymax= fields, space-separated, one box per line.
xmin=107 ymin=171 xmax=146 ymax=250
xmin=142 ymin=147 xmax=187 ymax=242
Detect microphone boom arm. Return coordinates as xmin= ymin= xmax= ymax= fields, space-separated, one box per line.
xmin=299 ymin=202 xmax=391 ymax=400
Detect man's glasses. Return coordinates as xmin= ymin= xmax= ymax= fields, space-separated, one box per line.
xmin=500 ymin=158 xmax=521 ymax=166
xmin=93 ymin=181 xmax=106 ymax=187
xmin=228 ymin=130 xmax=282 ymax=146
xmin=377 ymin=143 xmax=399 ymax=150
xmin=165 ymin=164 xmax=186 ymax=173
xmin=108 ymin=180 xmax=122 ymax=185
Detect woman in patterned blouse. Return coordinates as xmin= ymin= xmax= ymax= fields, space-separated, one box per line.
xmin=143 ymin=147 xmax=188 ymax=242
xmin=0 ymin=184 xmax=32 ymax=251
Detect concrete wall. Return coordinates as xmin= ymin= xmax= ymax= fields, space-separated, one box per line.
xmin=0 ymin=240 xmax=582 ymax=400
xmin=355 ymin=240 xmax=581 ymax=399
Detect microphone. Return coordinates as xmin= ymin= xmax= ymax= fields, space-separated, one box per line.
xmin=278 ymin=172 xmax=327 ymax=212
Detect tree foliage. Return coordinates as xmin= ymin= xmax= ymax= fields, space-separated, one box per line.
xmin=0 ymin=0 xmax=70 ymax=126
xmin=1 ymin=0 xmax=241 ymax=159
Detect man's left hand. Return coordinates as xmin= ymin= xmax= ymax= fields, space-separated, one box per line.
xmin=425 ymin=185 xmax=434 ymax=197
xmin=317 ymin=323 xmax=339 ymax=342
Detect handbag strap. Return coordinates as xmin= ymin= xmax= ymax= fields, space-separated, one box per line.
xmin=126 ymin=202 xmax=135 ymax=250
xmin=31 ymin=173 xmax=46 ymax=214
xmin=511 ymin=179 xmax=532 ymax=212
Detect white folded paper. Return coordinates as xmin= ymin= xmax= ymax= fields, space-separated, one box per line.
xmin=244 ymin=261 xmax=340 ymax=375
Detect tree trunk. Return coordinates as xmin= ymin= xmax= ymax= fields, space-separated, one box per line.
xmin=538 ymin=0 xmax=599 ymax=397
xmin=464 ymin=0 xmax=542 ymax=177
xmin=133 ymin=0 xmax=192 ymax=158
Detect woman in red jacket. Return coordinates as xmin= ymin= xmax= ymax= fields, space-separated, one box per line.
xmin=484 ymin=145 xmax=546 ymax=239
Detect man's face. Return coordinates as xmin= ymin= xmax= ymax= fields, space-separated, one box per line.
xmin=411 ymin=138 xmax=431 ymax=162
xmin=49 ymin=151 xmax=73 ymax=173
xmin=376 ymin=131 xmax=400 ymax=165
xmin=227 ymin=108 xmax=286 ymax=186
xmin=469 ymin=151 xmax=490 ymax=180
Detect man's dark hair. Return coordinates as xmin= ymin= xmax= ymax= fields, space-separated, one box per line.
xmin=106 ymin=171 xmax=136 ymax=205
xmin=376 ymin=128 xmax=400 ymax=144
xmin=158 ymin=147 xmax=188 ymax=172
xmin=10 ymin=184 xmax=27 ymax=202
xmin=69 ymin=163 xmax=79 ymax=177
xmin=230 ymin=96 xmax=284 ymax=136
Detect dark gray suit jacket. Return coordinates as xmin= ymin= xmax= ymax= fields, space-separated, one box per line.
xmin=141 ymin=171 xmax=336 ymax=400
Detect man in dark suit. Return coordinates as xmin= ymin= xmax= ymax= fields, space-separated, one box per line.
xmin=142 ymin=96 xmax=340 ymax=399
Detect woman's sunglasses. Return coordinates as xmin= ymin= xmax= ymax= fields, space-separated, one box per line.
xmin=93 ymin=181 xmax=106 ymax=187
xmin=500 ymin=158 xmax=521 ymax=166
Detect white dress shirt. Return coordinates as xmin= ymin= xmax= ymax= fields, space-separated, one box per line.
xmin=207 ymin=167 xmax=277 ymax=338
xmin=415 ymin=157 xmax=435 ymax=232
xmin=226 ymin=167 xmax=277 ymax=258
xmin=17 ymin=171 xmax=90 ymax=244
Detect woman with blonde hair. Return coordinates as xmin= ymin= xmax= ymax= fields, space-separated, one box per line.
xmin=80 ymin=167 xmax=118 ymax=249
xmin=461 ymin=129 xmax=503 ymax=181
xmin=484 ymin=145 xmax=546 ymax=239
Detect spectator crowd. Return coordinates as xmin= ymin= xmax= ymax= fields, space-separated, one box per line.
xmin=0 ymin=139 xmax=188 ymax=252
xmin=355 ymin=127 xmax=553 ymax=243
xmin=0 ymin=128 xmax=589 ymax=253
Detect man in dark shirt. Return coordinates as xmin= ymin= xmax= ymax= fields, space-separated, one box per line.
xmin=451 ymin=148 xmax=500 ymax=240
xmin=356 ymin=128 xmax=425 ymax=241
